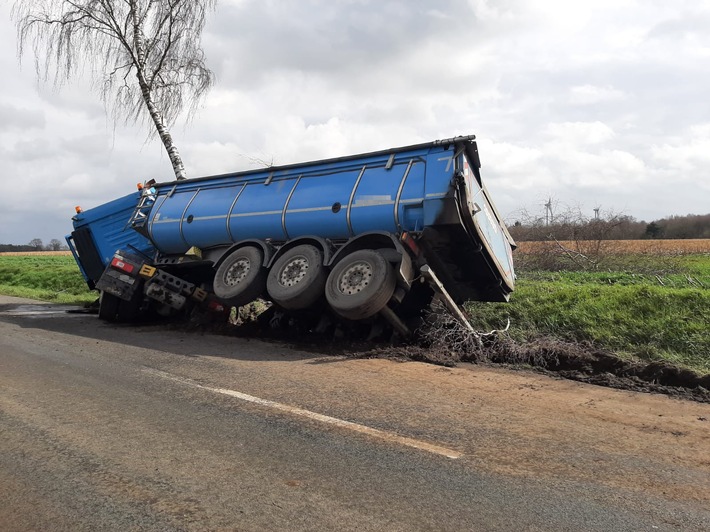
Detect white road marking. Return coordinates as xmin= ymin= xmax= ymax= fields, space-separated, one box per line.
xmin=144 ymin=367 xmax=462 ymax=460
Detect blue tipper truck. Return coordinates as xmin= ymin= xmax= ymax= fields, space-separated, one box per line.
xmin=67 ymin=135 xmax=515 ymax=336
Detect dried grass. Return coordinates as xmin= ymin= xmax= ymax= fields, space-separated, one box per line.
xmin=0 ymin=251 xmax=72 ymax=256
xmin=517 ymin=239 xmax=710 ymax=255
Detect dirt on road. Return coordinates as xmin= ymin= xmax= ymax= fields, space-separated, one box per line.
xmin=318 ymin=358 xmax=710 ymax=508
xmin=192 ymin=305 xmax=710 ymax=403
xmin=163 ymin=310 xmax=710 ymax=510
xmin=160 ymin=325 xmax=710 ymax=511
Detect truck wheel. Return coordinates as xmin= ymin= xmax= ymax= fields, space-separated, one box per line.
xmin=117 ymin=287 xmax=143 ymax=322
xmin=325 ymin=249 xmax=396 ymax=320
xmin=213 ymin=246 xmax=266 ymax=307
xmin=267 ymin=245 xmax=327 ymax=310
xmin=98 ymin=291 xmax=120 ymax=322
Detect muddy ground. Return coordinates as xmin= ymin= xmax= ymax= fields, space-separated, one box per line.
xmin=177 ymin=305 xmax=710 ymax=404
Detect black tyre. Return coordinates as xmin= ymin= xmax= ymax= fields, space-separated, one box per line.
xmin=325 ymin=249 xmax=396 ymax=320
xmin=267 ymin=245 xmax=327 ymax=310
xmin=213 ymin=246 xmax=266 ymax=307
xmin=98 ymin=291 xmax=120 ymax=322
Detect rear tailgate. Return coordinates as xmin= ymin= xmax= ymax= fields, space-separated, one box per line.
xmin=457 ymin=141 xmax=515 ymax=293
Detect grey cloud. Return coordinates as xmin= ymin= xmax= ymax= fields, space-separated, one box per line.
xmin=6 ymin=134 xmax=110 ymax=165
xmin=205 ymin=0 xmax=481 ymax=87
xmin=0 ymin=103 xmax=45 ymax=131
xmin=10 ymin=139 xmax=59 ymax=161
xmin=59 ymin=134 xmax=112 ymax=164
xmin=646 ymin=11 xmax=710 ymax=40
xmin=36 ymin=88 xmax=108 ymax=122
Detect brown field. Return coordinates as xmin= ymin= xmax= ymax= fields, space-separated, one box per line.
xmin=0 ymin=251 xmax=72 ymax=256
xmin=2 ymin=241 xmax=709 ymax=257
xmin=516 ymin=239 xmax=710 ymax=255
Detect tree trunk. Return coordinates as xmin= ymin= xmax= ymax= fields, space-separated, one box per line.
xmin=130 ymin=2 xmax=186 ymax=180
xmin=137 ymin=76 xmax=187 ymax=180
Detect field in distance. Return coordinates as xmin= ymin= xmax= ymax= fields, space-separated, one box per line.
xmin=3 ymin=239 xmax=708 ymax=256
xmin=517 ymin=238 xmax=710 ymax=254
xmin=0 ymin=251 xmax=72 ymax=256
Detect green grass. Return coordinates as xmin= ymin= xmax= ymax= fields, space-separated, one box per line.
xmin=0 ymin=255 xmax=96 ymax=305
xmin=680 ymin=254 xmax=710 ymax=277
xmin=467 ymin=253 xmax=710 ymax=374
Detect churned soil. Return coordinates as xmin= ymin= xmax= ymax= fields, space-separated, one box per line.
xmin=184 ymin=308 xmax=710 ymax=404
xmin=392 ymin=339 xmax=710 ymax=403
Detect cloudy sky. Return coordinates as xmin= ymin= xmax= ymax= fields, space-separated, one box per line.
xmin=1 ymin=0 xmax=709 ymax=245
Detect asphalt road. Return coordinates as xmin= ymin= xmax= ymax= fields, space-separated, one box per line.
xmin=1 ymin=296 xmax=708 ymax=531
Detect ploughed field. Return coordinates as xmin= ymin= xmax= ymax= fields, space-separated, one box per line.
xmin=1 ymin=241 xmax=708 ymax=399
xmin=517 ymin=238 xmax=710 ymax=254
xmin=20 ymin=240 xmax=708 ymax=255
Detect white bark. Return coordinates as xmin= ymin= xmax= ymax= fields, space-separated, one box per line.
xmin=131 ymin=2 xmax=186 ymax=180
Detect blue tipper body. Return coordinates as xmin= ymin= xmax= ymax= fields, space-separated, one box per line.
xmin=69 ymin=135 xmax=515 ymax=306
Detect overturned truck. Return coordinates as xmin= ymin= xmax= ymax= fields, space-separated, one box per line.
xmin=67 ymin=135 xmax=516 ymax=336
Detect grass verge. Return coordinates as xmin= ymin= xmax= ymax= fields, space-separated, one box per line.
xmin=0 ymin=255 xmax=96 ymax=305
xmin=466 ymin=254 xmax=710 ymax=374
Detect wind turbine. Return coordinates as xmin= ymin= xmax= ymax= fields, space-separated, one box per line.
xmin=545 ymin=198 xmax=553 ymax=226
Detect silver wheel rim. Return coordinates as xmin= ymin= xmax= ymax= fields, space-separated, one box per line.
xmin=225 ymin=257 xmax=250 ymax=286
xmin=279 ymin=255 xmax=308 ymax=287
xmin=338 ymin=260 xmax=373 ymax=295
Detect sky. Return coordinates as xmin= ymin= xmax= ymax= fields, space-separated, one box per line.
xmin=1 ymin=0 xmax=709 ymax=245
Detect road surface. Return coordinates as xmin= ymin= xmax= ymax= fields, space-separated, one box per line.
xmin=1 ymin=296 xmax=708 ymax=531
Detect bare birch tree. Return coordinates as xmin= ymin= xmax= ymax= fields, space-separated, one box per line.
xmin=12 ymin=0 xmax=216 ymax=180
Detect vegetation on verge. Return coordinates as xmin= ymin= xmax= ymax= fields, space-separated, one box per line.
xmin=466 ymin=253 xmax=710 ymax=374
xmin=0 ymin=255 xmax=95 ymax=305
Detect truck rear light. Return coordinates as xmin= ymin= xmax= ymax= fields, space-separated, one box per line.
xmin=401 ymin=232 xmax=420 ymax=257
xmin=111 ymin=257 xmax=135 ymax=274
xmin=208 ymin=300 xmax=225 ymax=313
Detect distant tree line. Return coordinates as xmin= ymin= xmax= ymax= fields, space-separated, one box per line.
xmin=509 ymin=209 xmax=710 ymax=242
xmin=643 ymin=214 xmax=710 ymax=240
xmin=0 ymin=238 xmax=67 ymax=252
